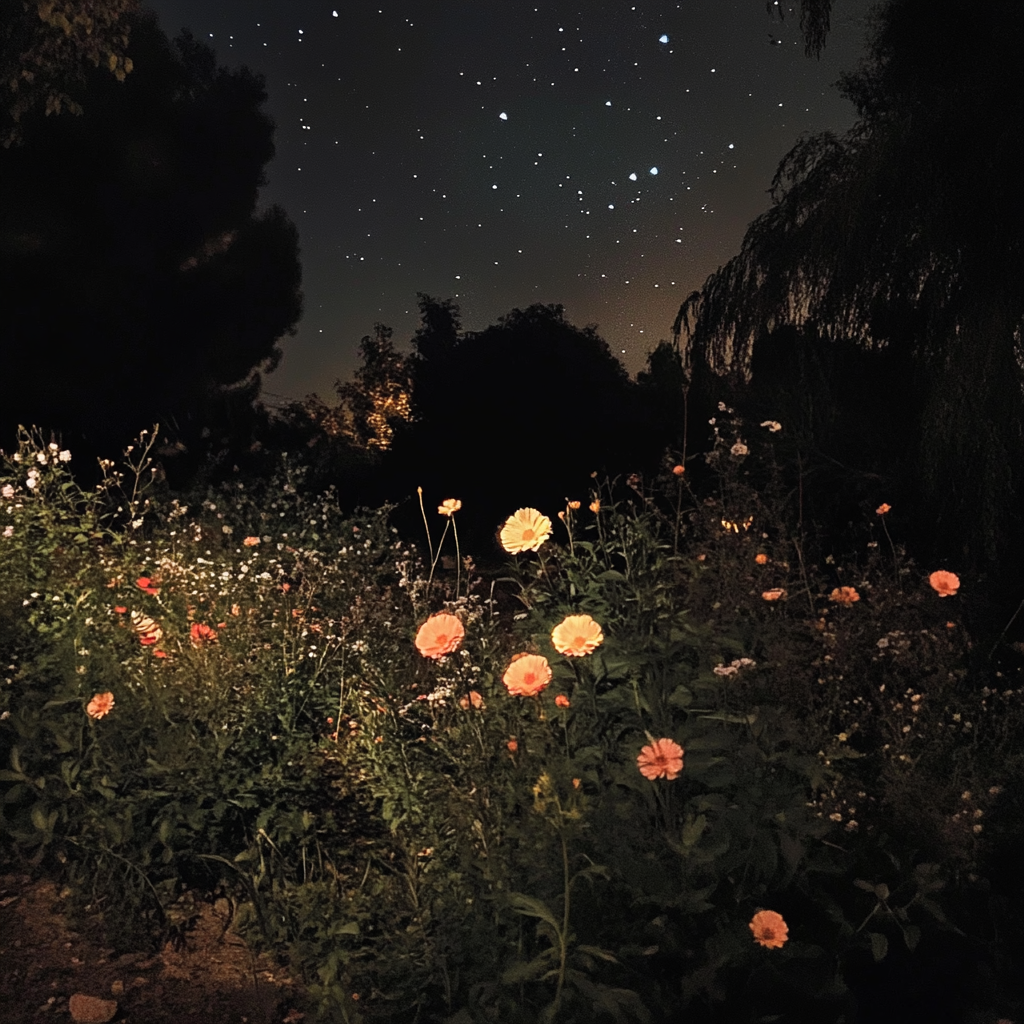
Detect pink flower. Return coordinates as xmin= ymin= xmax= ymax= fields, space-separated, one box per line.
xmin=86 ymin=692 xmax=115 ymax=719
xmin=637 ymin=738 xmax=684 ymax=780
xmin=415 ymin=613 xmax=465 ymax=659
xmin=502 ymin=653 xmax=552 ymax=697
xmin=929 ymin=570 xmax=960 ymax=597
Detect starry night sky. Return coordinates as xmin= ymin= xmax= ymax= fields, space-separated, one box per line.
xmin=145 ymin=0 xmax=872 ymax=403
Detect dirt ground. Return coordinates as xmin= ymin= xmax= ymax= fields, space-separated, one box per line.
xmin=0 ymin=873 xmax=307 ymax=1024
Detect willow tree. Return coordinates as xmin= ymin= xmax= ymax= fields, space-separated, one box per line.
xmin=675 ymin=0 xmax=1023 ymax=578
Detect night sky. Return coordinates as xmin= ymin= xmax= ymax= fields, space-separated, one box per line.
xmin=145 ymin=0 xmax=872 ymax=403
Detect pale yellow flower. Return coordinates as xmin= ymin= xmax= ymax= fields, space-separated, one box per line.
xmin=500 ymin=507 xmax=552 ymax=554
xmin=551 ymin=614 xmax=604 ymax=657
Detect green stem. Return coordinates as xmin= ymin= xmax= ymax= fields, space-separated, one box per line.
xmin=552 ymin=827 xmax=571 ymax=1019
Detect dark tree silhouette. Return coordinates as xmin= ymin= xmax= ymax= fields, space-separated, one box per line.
xmin=0 ymin=9 xmax=302 ymax=462
xmin=674 ymin=0 xmax=1023 ymax=584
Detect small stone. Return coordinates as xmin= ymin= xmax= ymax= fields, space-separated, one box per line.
xmin=110 ymin=980 xmax=125 ymax=996
xmin=68 ymin=993 xmax=118 ymax=1023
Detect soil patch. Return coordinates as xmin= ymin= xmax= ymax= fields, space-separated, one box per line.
xmin=0 ymin=873 xmax=306 ymax=1024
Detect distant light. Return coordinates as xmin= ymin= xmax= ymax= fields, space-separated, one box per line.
xmin=649 ymin=166 xmax=658 ymax=175
xmin=728 ymin=143 xmax=735 ymax=149
xmin=605 ymin=100 xmax=612 ymax=106
xmin=332 ymin=10 xmax=338 ymax=15
xmin=629 ymin=172 xmax=637 ymax=181
xmin=608 ymin=204 xmax=614 ymax=209
xmin=499 ymin=112 xmax=508 ymax=120
xmin=659 ymin=34 xmax=669 ymax=43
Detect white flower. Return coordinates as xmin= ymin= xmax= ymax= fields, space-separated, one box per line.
xmin=730 ymin=442 xmax=749 ymax=457
xmin=48 ymin=443 xmax=58 ymax=451
xmin=36 ymin=452 xmax=48 ymax=464
xmin=760 ymin=420 xmax=782 ymax=433
xmin=2 ymin=525 xmax=12 ymax=538
xmin=713 ymin=664 xmax=739 ymax=676
xmin=25 ymin=476 xmax=37 ymax=490
xmin=58 ymin=450 xmax=71 ymax=462
xmin=1 ymin=485 xmax=13 ymax=499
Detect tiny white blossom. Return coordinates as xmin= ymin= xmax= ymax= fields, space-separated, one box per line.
xmin=36 ymin=452 xmax=48 ymax=464
xmin=730 ymin=442 xmax=749 ymax=457
xmin=1 ymin=485 xmax=14 ymax=498
xmin=760 ymin=420 xmax=782 ymax=433
xmin=25 ymin=477 xmax=37 ymax=490
xmin=2 ymin=525 xmax=13 ymax=538
xmin=58 ymin=450 xmax=71 ymax=462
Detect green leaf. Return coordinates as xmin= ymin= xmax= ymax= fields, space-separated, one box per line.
xmin=335 ymin=920 xmax=360 ymax=936
xmin=0 ymin=769 xmax=28 ymax=783
xmin=681 ymin=814 xmax=706 ymax=850
xmin=501 ymin=949 xmax=557 ymax=984
xmin=507 ymin=892 xmax=562 ymax=932
xmin=903 ymin=924 xmax=921 ymax=951
xmin=874 ymin=883 xmax=890 ymax=901
xmin=869 ymin=932 xmax=889 ymax=962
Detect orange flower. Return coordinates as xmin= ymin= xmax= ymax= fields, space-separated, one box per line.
xmin=672 ymin=464 xmax=685 ymax=476
xmin=572 ymin=778 xmax=581 ymax=789
xmin=637 ymin=738 xmax=684 ymax=780
xmin=190 ymin=622 xmax=218 ymax=646
xmin=749 ymin=909 xmax=789 ymax=949
xmin=589 ymin=500 xmax=600 ymax=513
xmin=755 ymin=553 xmax=769 ymax=565
xmin=946 ymin=621 xmax=955 ymax=629
xmin=243 ymin=536 xmax=261 ymax=546
xmin=153 ymin=650 xmax=167 ymax=659
xmin=929 ymin=570 xmax=960 ymax=597
xmin=876 ymin=503 xmax=891 ymax=515
xmin=551 ymin=614 xmax=604 ymax=657
xmin=86 ymin=692 xmax=115 ymax=719
xmin=567 ymin=500 xmax=581 ymax=510
xmin=459 ymin=689 xmax=485 ymax=710
xmin=555 ymin=694 xmax=570 ymax=708
xmin=829 ymin=586 xmax=860 ymax=606
xmin=113 ymin=605 xmax=127 ymax=614
xmin=415 ymin=612 xmax=465 ymax=659
xmin=762 ymin=589 xmax=786 ymax=601
xmin=438 ymin=498 xmax=462 ymax=516
xmin=502 ymin=653 xmax=552 ymax=697
xmin=500 ymin=507 xmax=552 ymax=554
xmin=696 ymin=553 xmax=706 ymax=561
xmin=507 ymin=737 xmax=518 ymax=752
xmin=135 ymin=576 xmax=160 ymax=596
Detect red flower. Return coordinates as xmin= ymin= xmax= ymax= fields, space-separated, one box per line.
xmin=113 ymin=606 xmax=127 ymax=614
xmin=153 ymin=650 xmax=168 ymax=658
xmin=135 ymin=576 xmax=160 ymax=596
xmin=555 ymin=694 xmax=570 ymax=708
xmin=190 ymin=622 xmax=218 ymax=646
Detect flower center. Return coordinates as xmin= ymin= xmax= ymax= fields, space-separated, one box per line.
xmin=521 ymin=528 xmax=534 ymax=541
xmin=573 ymin=636 xmax=586 ymax=648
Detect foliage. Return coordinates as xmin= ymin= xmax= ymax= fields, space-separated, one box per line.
xmin=1 ymin=421 xmax=1021 ymax=1023
xmin=0 ymin=0 xmax=139 ymax=146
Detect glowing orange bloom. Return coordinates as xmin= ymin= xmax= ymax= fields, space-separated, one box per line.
xmin=755 ymin=553 xmax=768 ymax=565
xmin=762 ymin=589 xmax=786 ymax=601
xmin=135 ymin=576 xmax=160 ymax=596
xmin=113 ymin=605 xmax=127 ymax=614
xmin=749 ymin=910 xmax=789 ymax=949
xmin=243 ymin=536 xmax=261 ymax=546
xmin=637 ymin=738 xmax=684 ymax=780
xmin=555 ymin=694 xmax=570 ymax=708
xmin=153 ymin=650 xmax=167 ymax=659
xmin=567 ymin=500 xmax=581 ymax=510
xmin=415 ymin=612 xmax=465 ymax=659
xmin=457 ymin=689 xmax=484 ymax=710
xmin=589 ymin=500 xmax=600 ymax=513
xmin=507 ymin=737 xmax=518 ymax=752
xmin=438 ymin=499 xmax=462 ymax=516
xmin=86 ymin=692 xmax=115 ymax=719
xmin=551 ymin=614 xmax=604 ymax=657
xmin=946 ymin=621 xmax=955 ymax=629
xmin=672 ymin=464 xmax=685 ymax=476
xmin=929 ymin=570 xmax=960 ymax=597
xmin=829 ymin=586 xmax=860 ymax=606
xmin=500 ymin=507 xmax=552 ymax=554
xmin=190 ymin=622 xmax=218 ymax=646
xmin=502 ymin=653 xmax=552 ymax=697
xmin=572 ymin=778 xmax=581 ymax=789
xmin=876 ymin=503 xmax=891 ymax=515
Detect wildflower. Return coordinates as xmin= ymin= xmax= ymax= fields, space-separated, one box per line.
xmin=672 ymin=464 xmax=685 ymax=476
xmin=876 ymin=503 xmax=891 ymax=515
xmin=730 ymin=442 xmax=749 ymax=457
xmin=637 ymin=738 xmax=684 ymax=781
xmin=762 ymin=589 xmax=786 ymax=601
xmin=503 ymin=653 xmax=552 ymax=697
xmin=2 ymin=525 xmax=12 ymax=538
xmin=551 ymin=614 xmax=604 ymax=657
xmin=1 ymin=484 xmax=13 ymax=498
xmin=135 ymin=576 xmax=160 ymax=596
xmin=566 ymin=500 xmax=581 ymax=510
xmin=760 ymin=420 xmax=782 ymax=433
xmin=749 ymin=910 xmax=788 ymax=949
xmin=555 ymin=694 xmax=570 ymax=708
xmin=829 ymin=586 xmax=860 ymax=606
xmin=459 ymin=690 xmax=485 ymax=710
xmin=190 ymin=622 xmax=218 ymax=646
xmin=755 ymin=553 xmax=769 ymax=564
xmin=25 ymin=475 xmax=37 ymax=490
xmin=86 ymin=692 xmax=115 ymax=719
xmin=713 ymin=664 xmax=739 ymax=676
xmin=438 ymin=498 xmax=462 ymax=516
xmin=696 ymin=553 xmax=706 ymax=561
xmin=929 ymin=570 xmax=960 ymax=597
xmin=507 ymin=737 xmax=518 ymax=753
xmin=130 ymin=611 xmax=162 ymax=644
xmin=500 ymin=507 xmax=552 ymax=554
xmin=572 ymin=778 xmax=581 ymax=789
xmin=415 ymin=612 xmax=465 ymax=659
xmin=153 ymin=650 xmax=167 ymax=659
xmin=58 ymin=450 xmax=71 ymax=462
xmin=243 ymin=536 xmax=261 ymax=547
xmin=946 ymin=621 xmax=955 ymax=629
xmin=589 ymin=500 xmax=600 ymax=513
